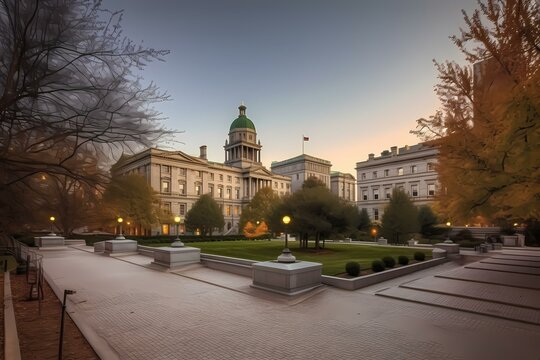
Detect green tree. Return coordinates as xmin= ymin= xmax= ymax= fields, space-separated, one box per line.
xmin=101 ymin=174 xmax=160 ymax=232
xmin=417 ymin=205 xmax=438 ymax=237
xmin=358 ymin=208 xmax=372 ymax=231
xmin=239 ymin=187 xmax=281 ymax=233
xmin=381 ymin=188 xmax=419 ymax=244
xmin=271 ymin=177 xmax=357 ymax=249
xmin=184 ymin=194 xmax=224 ymax=236
xmin=412 ymin=0 xmax=540 ymax=222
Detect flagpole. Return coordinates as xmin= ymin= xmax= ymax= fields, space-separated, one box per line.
xmin=302 ymin=135 xmax=304 ymax=154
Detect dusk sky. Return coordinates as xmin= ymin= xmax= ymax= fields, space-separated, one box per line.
xmin=104 ymin=0 xmax=477 ymax=174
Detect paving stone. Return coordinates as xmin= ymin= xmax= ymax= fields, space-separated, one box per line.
xmin=438 ymin=267 xmax=540 ymax=290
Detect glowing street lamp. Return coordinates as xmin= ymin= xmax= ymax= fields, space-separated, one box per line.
xmin=171 ymin=215 xmax=184 ymax=247
xmin=444 ymin=221 xmax=453 ymax=243
xmin=49 ymin=216 xmax=56 ymax=236
xmin=370 ymin=227 xmax=378 ymax=241
xmin=116 ymin=217 xmax=125 ymax=239
xmin=277 ymin=215 xmax=296 ymax=263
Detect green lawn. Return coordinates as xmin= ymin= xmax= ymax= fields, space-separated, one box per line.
xmin=151 ymin=240 xmax=431 ymax=276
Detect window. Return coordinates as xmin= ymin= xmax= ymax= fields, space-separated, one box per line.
xmin=226 ymin=206 xmax=231 ymax=216
xmin=235 ymin=177 xmax=240 ymax=184
xmin=179 ymin=168 xmax=186 ymax=176
xmin=197 ymin=171 xmax=203 ymax=177
xmin=218 ymin=187 xmax=223 ymax=198
xmin=372 ymin=171 xmax=377 ymax=179
xmin=234 ymin=206 xmax=239 ymax=216
xmin=384 ymin=169 xmax=389 ymax=177
xmin=296 ymin=174 xmax=299 ymax=180
xmin=411 ymin=165 xmax=417 ymax=174
xmin=219 ymin=174 xmax=223 ymax=181
xmin=235 ymin=188 xmax=240 ymax=199
xmin=281 ymin=183 xmax=284 ymax=189
xmin=226 ymin=187 xmax=232 ymax=199
xmin=385 ymin=188 xmax=391 ymax=199
xmin=428 ymin=184 xmax=436 ymax=196
xmin=373 ymin=208 xmax=379 ymax=221
xmin=373 ymin=189 xmax=379 ymax=200
xmin=361 ymin=173 xmax=366 ymax=180
xmin=227 ymin=175 xmax=232 ymax=182
xmin=162 ymin=180 xmax=170 ymax=193
xmin=178 ymin=181 xmax=185 ymax=195
xmin=195 ymin=183 xmax=201 ymax=195
xmin=397 ymin=167 xmax=403 ymax=176
xmin=161 ymin=224 xmax=169 ymax=235
xmin=179 ymin=204 xmax=186 ymax=215
xmin=427 ymin=163 xmax=434 ymax=171
xmin=161 ymin=165 xmax=170 ymax=173
xmin=163 ymin=202 xmax=171 ymax=214
xmin=209 ymin=173 xmax=214 ymax=180
xmin=411 ymin=184 xmax=418 ymax=197
xmin=274 ymin=182 xmax=278 ymax=188
xmin=209 ymin=184 xmax=214 ymax=197
xmin=362 ymin=190 xmax=368 ymax=201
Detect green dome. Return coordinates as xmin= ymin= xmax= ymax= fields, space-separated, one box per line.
xmin=230 ymin=115 xmax=256 ymax=131
xmin=229 ymin=104 xmax=256 ymax=131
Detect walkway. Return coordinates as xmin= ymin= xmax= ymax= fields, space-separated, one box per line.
xmin=40 ymin=246 xmax=540 ymax=360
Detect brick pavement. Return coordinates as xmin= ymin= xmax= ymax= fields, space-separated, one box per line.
xmin=40 ymin=247 xmax=540 ymax=360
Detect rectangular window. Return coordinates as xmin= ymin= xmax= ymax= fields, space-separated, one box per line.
xmin=178 ymin=181 xmax=185 ymax=195
xmin=162 ymin=180 xmax=170 ymax=193
xmin=385 ymin=188 xmax=391 ymax=199
xmin=161 ymin=165 xmax=170 ymax=173
xmin=219 ymin=174 xmax=223 ymax=181
xmin=373 ymin=189 xmax=379 ymax=200
xmin=210 ymin=173 xmax=214 ymax=180
xmin=235 ymin=177 xmax=240 ymax=184
xmin=427 ymin=163 xmax=434 ymax=171
xmin=397 ymin=167 xmax=403 ymax=176
xmin=361 ymin=173 xmax=366 ymax=180
xmin=372 ymin=171 xmax=377 ymax=179
xmin=195 ymin=183 xmax=201 ymax=195
xmin=227 ymin=175 xmax=232 ymax=182
xmin=161 ymin=224 xmax=169 ymax=235
xmin=384 ymin=169 xmax=389 ymax=177
xmin=226 ymin=187 xmax=232 ymax=199
xmin=218 ymin=187 xmax=223 ymax=198
xmin=179 ymin=204 xmax=186 ymax=215
xmin=226 ymin=206 xmax=231 ymax=216
xmin=163 ymin=202 xmax=171 ymax=214
xmin=179 ymin=168 xmax=186 ymax=176
xmin=281 ymin=183 xmax=284 ymax=189
xmin=234 ymin=206 xmax=239 ymax=216
xmin=411 ymin=184 xmax=418 ymax=197
xmin=362 ymin=190 xmax=368 ymax=201
xmin=296 ymin=174 xmax=299 ymax=180
xmin=428 ymin=184 xmax=436 ymax=196
xmin=411 ymin=165 xmax=417 ymax=174
xmin=373 ymin=208 xmax=379 ymax=221
xmin=274 ymin=182 xmax=278 ymax=188
xmin=209 ymin=185 xmax=214 ymax=197
xmin=235 ymin=188 xmax=240 ymax=199
xmin=197 ymin=171 xmax=203 ymax=178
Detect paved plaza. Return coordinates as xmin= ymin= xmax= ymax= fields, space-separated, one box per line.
xmin=40 ymin=246 xmax=540 ymax=360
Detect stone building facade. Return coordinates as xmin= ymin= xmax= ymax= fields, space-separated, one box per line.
xmin=270 ymin=154 xmax=332 ymax=193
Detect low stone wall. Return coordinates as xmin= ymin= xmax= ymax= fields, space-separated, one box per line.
xmin=321 ymin=258 xmax=448 ymax=291
xmin=3 ymin=271 xmax=22 ymax=360
xmin=200 ymin=254 xmax=257 ymax=277
xmin=137 ymin=245 xmax=155 ymax=257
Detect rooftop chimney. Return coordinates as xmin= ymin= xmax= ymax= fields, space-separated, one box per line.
xmin=391 ymin=146 xmax=397 ymax=156
xmin=199 ymin=145 xmax=207 ymax=160
xmin=368 ymin=153 xmax=374 ymax=160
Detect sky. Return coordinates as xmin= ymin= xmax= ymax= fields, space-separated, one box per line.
xmin=103 ymin=0 xmax=478 ymax=174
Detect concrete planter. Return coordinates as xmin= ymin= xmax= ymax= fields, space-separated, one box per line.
xmin=252 ymin=261 xmax=322 ymax=296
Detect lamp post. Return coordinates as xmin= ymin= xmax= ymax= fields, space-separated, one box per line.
xmin=116 ymin=217 xmax=125 ymax=240
xmin=371 ymin=227 xmax=378 ymax=241
xmin=49 ymin=216 xmax=56 ymax=236
xmin=444 ymin=221 xmax=452 ymax=243
xmin=277 ymin=215 xmax=296 ymax=263
xmin=171 ymin=216 xmax=184 ymax=247
xmin=58 ymin=289 xmax=76 ymax=360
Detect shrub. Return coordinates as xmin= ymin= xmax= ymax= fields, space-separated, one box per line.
xmin=345 ymin=261 xmax=361 ymax=277
xmin=372 ymin=260 xmax=386 ymax=272
xmin=398 ymin=255 xmax=409 ymax=265
xmin=451 ymin=229 xmax=474 ymax=241
xmin=381 ymin=256 xmax=396 ymax=268
xmin=414 ymin=252 xmax=426 ymax=261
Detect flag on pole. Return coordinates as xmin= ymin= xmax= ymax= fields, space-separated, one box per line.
xmin=303 ymin=136 xmax=309 ymax=141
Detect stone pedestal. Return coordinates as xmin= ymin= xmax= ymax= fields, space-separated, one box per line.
xmin=34 ymin=235 xmax=65 ymax=248
xmin=377 ymin=238 xmax=388 ymax=245
xmin=93 ymin=241 xmax=105 ymax=253
xmin=103 ymin=240 xmax=138 ymax=256
xmin=434 ymin=242 xmax=460 ymax=255
xmin=432 ymin=248 xmax=447 ymax=259
xmin=151 ymin=247 xmax=201 ymax=269
xmin=251 ymin=261 xmax=322 ymax=296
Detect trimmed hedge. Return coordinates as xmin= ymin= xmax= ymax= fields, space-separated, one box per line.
xmin=372 ymin=260 xmax=386 ymax=272
xmin=381 ymin=256 xmax=396 ymax=268
xmin=414 ymin=252 xmax=426 ymax=261
xmin=345 ymin=261 xmax=361 ymax=277
xmin=398 ymin=255 xmax=409 ymax=265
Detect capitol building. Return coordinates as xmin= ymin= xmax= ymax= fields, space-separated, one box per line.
xmin=113 ymin=104 xmax=291 ymax=235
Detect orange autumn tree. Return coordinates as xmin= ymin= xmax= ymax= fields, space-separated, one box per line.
xmin=412 ymin=0 xmax=540 ymax=223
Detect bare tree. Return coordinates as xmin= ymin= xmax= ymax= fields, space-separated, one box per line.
xmin=0 ymin=0 xmax=172 ymax=232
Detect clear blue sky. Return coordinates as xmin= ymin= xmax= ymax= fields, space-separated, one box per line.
xmin=103 ymin=0 xmax=477 ymax=174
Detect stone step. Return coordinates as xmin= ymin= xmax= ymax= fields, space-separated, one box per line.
xmin=492 ymin=255 xmax=540 ymax=263
xmin=400 ymin=276 xmax=540 ymax=310
xmin=376 ymin=287 xmax=540 ymax=325
xmin=436 ymin=268 xmax=540 ymax=290
xmin=465 ymin=262 xmax=540 ymax=276
xmin=480 ymin=258 xmax=540 ymax=268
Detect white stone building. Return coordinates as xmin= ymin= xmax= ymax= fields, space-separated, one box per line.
xmin=270 ymin=154 xmax=332 ymax=193
xmin=113 ymin=104 xmax=291 ymax=235
xmin=330 ymin=172 xmax=356 ymax=203
xmin=356 ymin=143 xmax=438 ymax=222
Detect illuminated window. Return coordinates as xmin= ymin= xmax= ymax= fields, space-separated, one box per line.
xmin=162 ymin=180 xmax=170 ymax=193
xmin=397 ymin=168 xmax=403 ymax=176
xmin=178 ymin=181 xmax=185 ymax=195
xmin=195 ymin=183 xmax=201 ymax=195
xmin=218 ymin=187 xmax=223 ymax=198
